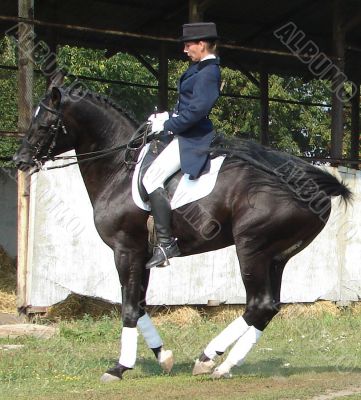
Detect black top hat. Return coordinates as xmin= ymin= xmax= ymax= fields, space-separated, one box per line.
xmin=180 ymin=22 xmax=219 ymax=42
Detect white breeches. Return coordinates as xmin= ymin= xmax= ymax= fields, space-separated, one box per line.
xmin=142 ymin=137 xmax=181 ymax=194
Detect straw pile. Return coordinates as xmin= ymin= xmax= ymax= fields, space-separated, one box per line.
xmin=47 ymin=293 xmax=120 ymax=320
xmin=1 ymin=242 xmax=359 ymax=321
xmin=46 ymin=298 xmax=361 ymax=322
xmin=278 ymin=301 xmax=341 ymax=319
xmin=0 ymin=246 xmax=17 ymax=314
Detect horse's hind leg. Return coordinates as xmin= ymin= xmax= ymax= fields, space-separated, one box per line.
xmin=193 ymin=248 xmax=286 ymax=378
xmin=211 ymin=256 xmax=287 ymax=378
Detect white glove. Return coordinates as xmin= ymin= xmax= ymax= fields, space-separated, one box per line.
xmin=147 ymin=111 xmax=169 ymax=134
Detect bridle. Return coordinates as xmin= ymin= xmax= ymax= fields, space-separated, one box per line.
xmin=28 ymin=98 xmax=151 ymax=172
xmin=24 ymin=100 xmax=68 ymax=170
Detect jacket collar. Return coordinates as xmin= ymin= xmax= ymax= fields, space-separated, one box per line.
xmin=179 ymin=57 xmax=220 ymax=84
xmin=197 ymin=57 xmax=220 ymax=70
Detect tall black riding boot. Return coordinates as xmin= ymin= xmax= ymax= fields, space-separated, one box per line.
xmin=146 ymin=188 xmax=180 ymax=269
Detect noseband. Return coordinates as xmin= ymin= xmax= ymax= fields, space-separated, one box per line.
xmin=29 ymin=101 xmax=68 ymax=165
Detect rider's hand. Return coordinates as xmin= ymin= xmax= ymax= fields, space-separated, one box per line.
xmin=147 ymin=111 xmax=169 ymax=123
xmin=147 ymin=111 xmax=169 ymax=134
xmin=151 ymin=119 xmax=165 ymax=134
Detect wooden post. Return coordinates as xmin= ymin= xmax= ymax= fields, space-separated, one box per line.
xmin=260 ymin=69 xmax=270 ymax=146
xmin=330 ymin=0 xmax=345 ymax=160
xmin=350 ymin=82 xmax=360 ymax=167
xmin=189 ymin=0 xmax=203 ymax=22
xmin=44 ymin=40 xmax=57 ymax=88
xmin=17 ymin=0 xmax=34 ymax=311
xmin=43 ymin=0 xmax=58 ymax=87
xmin=158 ymin=42 xmax=168 ymax=112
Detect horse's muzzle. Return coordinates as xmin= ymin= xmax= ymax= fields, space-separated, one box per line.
xmin=13 ymin=151 xmax=35 ymax=172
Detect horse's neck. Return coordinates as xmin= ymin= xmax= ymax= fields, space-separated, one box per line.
xmin=66 ymin=100 xmax=134 ymax=205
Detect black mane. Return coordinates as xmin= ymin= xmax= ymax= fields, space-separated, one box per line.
xmin=68 ymin=87 xmax=139 ymax=126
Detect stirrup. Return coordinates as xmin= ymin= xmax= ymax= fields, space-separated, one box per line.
xmin=145 ymin=238 xmax=180 ymax=269
xmin=156 ymin=244 xmax=171 ymax=268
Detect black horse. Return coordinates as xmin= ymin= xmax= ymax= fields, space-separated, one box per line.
xmin=14 ymin=83 xmax=351 ymax=381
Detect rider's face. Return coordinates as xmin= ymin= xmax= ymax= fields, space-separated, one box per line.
xmin=183 ymin=41 xmax=205 ymax=62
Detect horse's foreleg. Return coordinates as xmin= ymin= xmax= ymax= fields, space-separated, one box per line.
xmin=137 ymin=271 xmax=174 ymax=373
xmin=101 ymin=250 xmax=144 ymax=383
xmin=101 ymin=252 xmax=173 ymax=383
xmin=137 ymin=313 xmax=174 ymax=373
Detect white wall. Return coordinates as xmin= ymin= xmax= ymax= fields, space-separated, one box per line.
xmin=26 ymin=156 xmax=361 ymax=307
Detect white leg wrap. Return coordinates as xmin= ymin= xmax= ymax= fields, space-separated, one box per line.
xmin=118 ymin=327 xmax=138 ymax=368
xmin=204 ymin=316 xmax=249 ymax=360
xmin=137 ymin=313 xmax=163 ymax=349
xmin=216 ymin=326 xmax=262 ymax=374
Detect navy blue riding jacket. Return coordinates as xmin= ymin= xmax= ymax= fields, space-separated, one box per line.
xmin=164 ymin=57 xmax=221 ymax=179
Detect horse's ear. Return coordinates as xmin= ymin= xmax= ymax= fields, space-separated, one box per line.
xmin=47 ymin=70 xmax=65 ymax=91
xmin=51 ymin=87 xmax=62 ymax=108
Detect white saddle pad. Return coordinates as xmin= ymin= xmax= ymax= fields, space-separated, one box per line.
xmin=132 ymin=143 xmax=226 ymax=211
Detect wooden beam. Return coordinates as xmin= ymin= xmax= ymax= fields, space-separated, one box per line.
xmin=330 ymin=0 xmax=345 ymax=160
xmin=0 ymin=323 xmax=58 ymax=339
xmin=260 ymin=69 xmax=270 ymax=146
xmin=0 ymin=15 xmax=339 ymax=61
xmin=350 ymin=82 xmax=360 ymax=165
xmin=130 ymin=52 xmax=159 ymax=79
xmin=158 ymin=42 xmax=168 ymax=111
xmin=17 ymin=0 xmax=34 ymax=312
xmin=240 ymin=69 xmax=259 ymax=88
xmin=199 ymin=0 xmax=217 ymax=13
xmin=0 ymin=130 xmax=24 ymax=138
xmin=188 ymin=0 xmax=216 ymax=22
xmin=344 ymin=12 xmax=361 ymax=32
xmin=189 ymin=0 xmax=203 ymax=23
xmin=241 ymin=0 xmax=318 ymax=46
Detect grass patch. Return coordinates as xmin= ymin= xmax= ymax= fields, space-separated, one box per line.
xmin=1 ymin=310 xmax=361 ymax=399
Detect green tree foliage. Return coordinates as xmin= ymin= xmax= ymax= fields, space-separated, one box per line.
xmin=0 ymin=38 xmax=354 ymax=165
xmin=58 ymin=46 xmax=158 ymax=121
xmin=0 ymin=36 xmax=19 ymax=166
xmin=0 ymin=37 xmax=47 ymax=166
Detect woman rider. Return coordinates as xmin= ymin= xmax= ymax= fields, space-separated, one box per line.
xmin=143 ymin=22 xmax=221 ymax=269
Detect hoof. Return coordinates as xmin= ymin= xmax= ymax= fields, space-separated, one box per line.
xmin=158 ymin=348 xmax=174 ymax=373
xmin=100 ymin=372 xmax=121 ymax=383
xmin=100 ymin=362 xmax=131 ymax=383
xmin=211 ymin=367 xmax=232 ymax=379
xmin=192 ymin=359 xmax=215 ymax=376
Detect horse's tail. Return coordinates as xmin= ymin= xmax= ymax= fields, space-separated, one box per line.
xmin=212 ymin=138 xmax=353 ymax=207
xmin=299 ymin=165 xmax=353 ymax=206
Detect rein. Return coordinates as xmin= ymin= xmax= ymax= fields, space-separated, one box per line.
xmin=44 ymin=121 xmax=150 ymax=171
xmin=33 ymin=97 xmax=151 ymax=171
